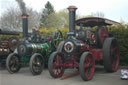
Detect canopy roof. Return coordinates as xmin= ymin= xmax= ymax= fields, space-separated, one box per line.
xmin=75 ymin=17 xmax=120 ymax=27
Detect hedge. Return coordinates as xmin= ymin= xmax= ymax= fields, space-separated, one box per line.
xmin=40 ymin=28 xmax=69 ymax=40
xmin=108 ymin=25 xmax=128 ymax=65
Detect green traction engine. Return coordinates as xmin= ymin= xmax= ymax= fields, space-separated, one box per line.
xmin=6 ymin=14 xmax=63 ymax=75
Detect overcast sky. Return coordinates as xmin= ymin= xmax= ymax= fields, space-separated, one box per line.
xmin=0 ymin=0 xmax=128 ymax=23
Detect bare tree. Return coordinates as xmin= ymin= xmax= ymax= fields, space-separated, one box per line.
xmin=0 ymin=7 xmax=22 ymax=31
xmin=0 ymin=6 xmax=41 ymax=32
xmin=27 ymin=8 xmax=41 ymax=30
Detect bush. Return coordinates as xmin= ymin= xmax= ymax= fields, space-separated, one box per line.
xmin=40 ymin=27 xmax=69 ymax=40
xmin=108 ymin=25 xmax=128 ymax=65
xmin=0 ymin=34 xmax=20 ymax=40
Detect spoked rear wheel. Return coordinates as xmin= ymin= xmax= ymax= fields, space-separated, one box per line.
xmin=79 ymin=52 xmax=95 ymax=81
xmin=29 ymin=53 xmax=44 ymax=75
xmin=97 ymin=26 xmax=109 ymax=48
xmin=103 ymin=37 xmax=119 ymax=72
xmin=48 ymin=52 xmax=64 ymax=78
xmin=6 ymin=53 xmax=21 ymax=73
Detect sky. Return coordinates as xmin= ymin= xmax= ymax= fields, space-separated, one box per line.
xmin=0 ymin=0 xmax=128 ymax=23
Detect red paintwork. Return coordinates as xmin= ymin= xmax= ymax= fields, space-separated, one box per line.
xmin=51 ymin=23 xmax=119 ymax=80
xmin=53 ymin=54 xmax=64 ymax=77
xmin=46 ymin=37 xmax=52 ymax=41
xmin=55 ymin=45 xmax=103 ymax=69
xmin=89 ymin=49 xmax=104 ymax=61
xmin=110 ymin=44 xmax=120 ymax=71
xmin=90 ymin=33 xmax=97 ymax=44
xmin=61 ymin=72 xmax=79 ymax=80
xmin=79 ymin=41 xmax=87 ymax=53
xmin=37 ymin=47 xmax=42 ymax=50
xmin=100 ymin=28 xmax=108 ymax=44
xmin=84 ymin=54 xmax=95 ymax=80
xmin=1 ymin=42 xmax=8 ymax=46
xmin=59 ymin=55 xmax=79 ymax=68
xmin=59 ymin=43 xmax=104 ymax=69
xmin=37 ymin=30 xmax=40 ymax=34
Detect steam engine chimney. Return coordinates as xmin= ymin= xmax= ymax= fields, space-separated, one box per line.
xmin=68 ymin=6 xmax=77 ymax=32
xmin=22 ymin=14 xmax=28 ymax=38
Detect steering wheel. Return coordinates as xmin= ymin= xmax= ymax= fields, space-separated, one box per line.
xmin=52 ymin=29 xmax=63 ymax=48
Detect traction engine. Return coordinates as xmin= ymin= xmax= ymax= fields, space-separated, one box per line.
xmin=48 ymin=6 xmax=120 ymax=81
xmin=6 ymin=14 xmax=63 ymax=75
xmin=0 ymin=31 xmax=19 ymax=67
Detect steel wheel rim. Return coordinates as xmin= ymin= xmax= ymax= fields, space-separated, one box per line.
xmin=53 ymin=54 xmax=64 ymax=77
xmin=110 ymin=41 xmax=119 ymax=71
xmin=32 ymin=56 xmax=43 ymax=73
xmin=8 ymin=56 xmax=20 ymax=71
xmin=84 ymin=54 xmax=95 ymax=80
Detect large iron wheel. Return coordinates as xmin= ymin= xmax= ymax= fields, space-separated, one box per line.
xmin=29 ymin=53 xmax=44 ymax=75
xmin=52 ymin=30 xmax=63 ymax=48
xmin=103 ymin=37 xmax=119 ymax=72
xmin=48 ymin=52 xmax=64 ymax=78
xmin=6 ymin=53 xmax=21 ymax=73
xmin=79 ymin=52 xmax=95 ymax=81
xmin=97 ymin=26 xmax=108 ymax=48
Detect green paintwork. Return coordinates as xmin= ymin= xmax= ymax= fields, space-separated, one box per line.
xmin=20 ymin=56 xmax=30 ymax=65
xmin=31 ymin=43 xmax=49 ymax=53
xmin=18 ymin=29 xmax=63 ymax=66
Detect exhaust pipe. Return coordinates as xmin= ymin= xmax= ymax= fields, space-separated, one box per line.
xmin=67 ymin=6 xmax=77 ymax=32
xmin=22 ymin=14 xmax=29 ymax=38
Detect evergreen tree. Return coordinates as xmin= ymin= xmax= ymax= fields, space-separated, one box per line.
xmin=39 ymin=1 xmax=55 ymax=28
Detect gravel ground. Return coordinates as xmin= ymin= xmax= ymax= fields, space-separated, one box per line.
xmin=0 ymin=66 xmax=128 ymax=85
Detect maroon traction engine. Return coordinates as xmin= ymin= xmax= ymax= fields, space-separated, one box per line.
xmin=48 ymin=6 xmax=120 ymax=81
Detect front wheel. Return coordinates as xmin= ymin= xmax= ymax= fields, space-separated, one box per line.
xmin=48 ymin=52 xmax=64 ymax=78
xmin=29 ymin=53 xmax=44 ymax=75
xmin=6 ymin=53 xmax=21 ymax=74
xmin=79 ymin=52 xmax=95 ymax=81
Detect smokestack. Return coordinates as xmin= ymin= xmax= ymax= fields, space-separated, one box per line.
xmin=68 ymin=6 xmax=77 ymax=32
xmin=16 ymin=0 xmax=28 ymax=38
xmin=22 ymin=14 xmax=28 ymax=38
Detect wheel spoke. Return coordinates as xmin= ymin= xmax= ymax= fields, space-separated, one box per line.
xmin=56 ymin=68 xmax=59 ymax=76
xmin=82 ymin=54 xmax=95 ymax=80
xmin=110 ymin=40 xmax=119 ymax=71
xmin=84 ymin=63 xmax=90 ymax=69
xmin=9 ymin=56 xmax=19 ymax=71
xmin=52 ymin=53 xmax=64 ymax=77
xmin=32 ymin=56 xmax=42 ymax=73
xmin=32 ymin=60 xmax=37 ymax=65
xmin=85 ymin=68 xmax=89 ymax=77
